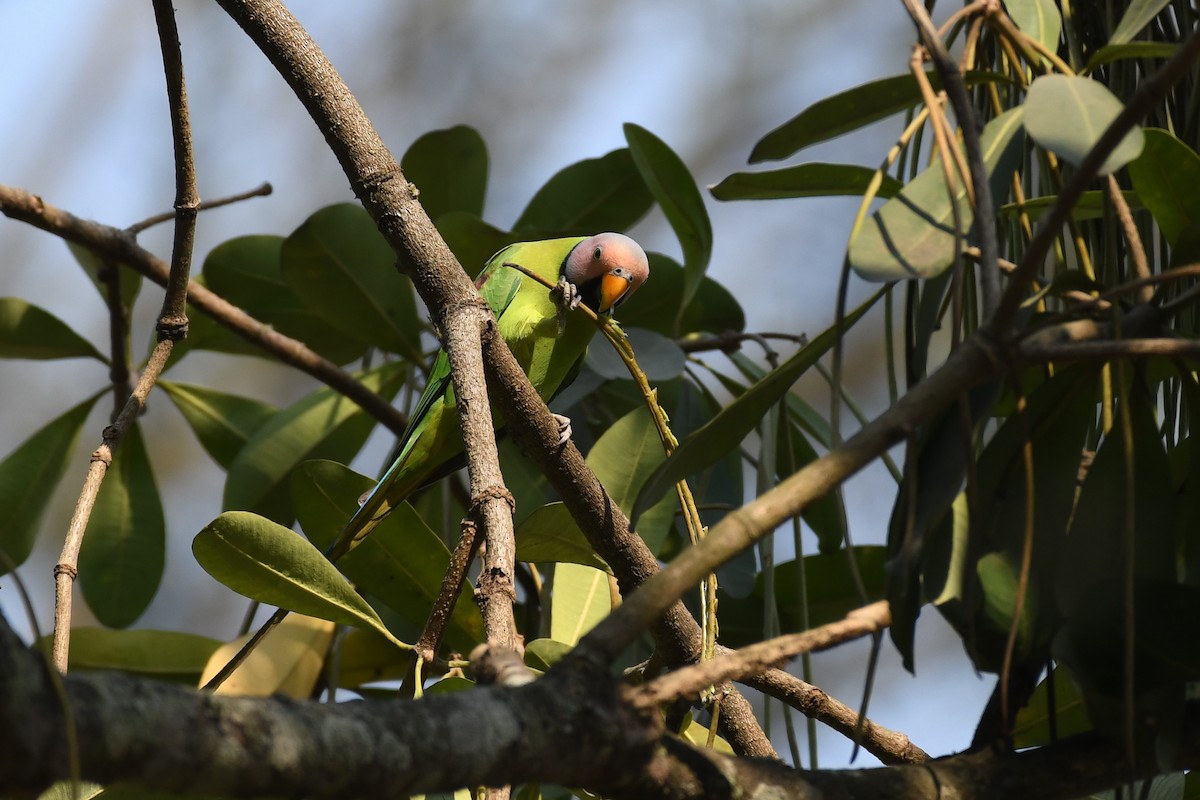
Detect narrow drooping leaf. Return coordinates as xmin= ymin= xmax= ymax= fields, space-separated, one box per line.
xmin=624 ymin=124 xmax=712 ymax=311
xmin=632 ymin=287 xmax=884 ymax=522
xmin=66 ymin=242 xmax=142 ymax=310
xmin=281 ymin=204 xmax=424 ymax=362
xmin=0 ymin=298 xmax=106 ymax=362
xmin=193 ymin=511 xmax=406 ymax=646
xmin=617 ymin=253 xmax=744 ymax=338
xmin=78 ymin=424 xmax=165 ymax=628
xmin=291 ymin=460 xmax=484 ymax=653
xmin=1126 ymin=128 xmax=1200 ymax=246
xmin=160 ymin=381 xmax=277 ymax=470
xmin=711 ymin=163 xmax=903 ymax=201
xmin=550 ymin=562 xmax=611 ymax=646
xmin=223 ymin=362 xmax=404 ymax=526
xmin=401 ymin=125 xmax=489 ymax=221
xmin=53 ymin=627 xmax=221 ymax=683
xmin=999 ymin=190 xmax=1141 ymax=222
xmin=1085 ymin=41 xmax=1177 ymax=71
xmin=849 ymin=107 xmax=1025 ymax=281
xmin=199 ymin=613 xmax=336 ymax=698
xmin=514 ymin=148 xmax=653 ymax=236
xmin=516 ymin=503 xmax=611 ymax=572
xmin=1108 ymin=0 xmax=1172 ymax=45
xmin=1024 ymin=75 xmax=1144 ymax=175
xmin=0 ymin=392 xmax=100 ymax=571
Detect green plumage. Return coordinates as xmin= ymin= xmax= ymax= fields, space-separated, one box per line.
xmin=327 ymin=237 xmax=593 ymax=560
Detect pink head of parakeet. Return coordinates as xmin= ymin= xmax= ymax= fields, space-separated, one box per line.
xmin=561 ymin=232 xmax=649 ymax=314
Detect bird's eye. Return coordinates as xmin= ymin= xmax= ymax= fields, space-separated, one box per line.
xmin=593 ymin=246 xmax=603 ymax=260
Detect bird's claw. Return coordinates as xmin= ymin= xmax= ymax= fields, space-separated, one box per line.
xmin=551 ymin=277 xmax=581 ymax=334
xmin=551 ymin=413 xmax=573 ymax=446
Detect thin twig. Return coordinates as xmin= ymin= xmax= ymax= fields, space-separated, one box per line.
xmin=1107 ymin=174 xmax=1153 ymax=303
xmin=98 ymin=259 xmax=133 ymax=417
xmin=126 ymin=182 xmax=273 ymax=235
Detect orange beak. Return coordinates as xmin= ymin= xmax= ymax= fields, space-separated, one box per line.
xmin=598 ymin=273 xmax=632 ymax=313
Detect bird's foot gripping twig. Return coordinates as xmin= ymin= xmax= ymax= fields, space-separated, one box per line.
xmin=551 ymin=413 xmax=573 ymax=446
xmin=551 ymin=277 xmax=581 ymax=333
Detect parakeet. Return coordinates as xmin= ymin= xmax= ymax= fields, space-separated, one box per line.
xmin=326 ymin=232 xmax=649 ymax=561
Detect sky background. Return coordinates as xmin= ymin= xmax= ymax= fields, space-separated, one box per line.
xmin=0 ymin=1 xmax=995 ymax=769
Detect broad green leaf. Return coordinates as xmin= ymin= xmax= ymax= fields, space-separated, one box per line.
xmin=401 ymin=125 xmax=488 ymax=221
xmin=0 ymin=298 xmax=106 ymax=362
xmin=514 ymin=148 xmax=653 ymax=236
xmin=51 ymin=627 xmax=221 ymax=683
xmin=291 ymin=460 xmax=484 ymax=653
xmin=617 ymin=253 xmax=744 ymax=338
xmin=516 ymin=503 xmax=610 ymax=572
xmin=1108 ymin=0 xmax=1172 ymax=46
xmin=999 ymin=190 xmax=1142 ymax=222
xmin=1024 ymin=75 xmax=1144 ymax=176
xmin=585 ymin=327 xmax=685 ymax=382
xmin=589 ymin=407 xmax=678 ymax=555
xmin=193 ymin=510 xmax=406 ymax=646
xmin=337 ymin=628 xmax=410 ymax=688
xmin=78 ymin=424 xmax=164 ymax=628
xmin=434 ymin=212 xmax=516 ymax=279
xmin=550 ymin=562 xmax=611 ymax=646
xmin=223 ymin=362 xmax=404 ymax=526
xmin=200 ymin=613 xmax=335 ymax=698
xmin=202 ymin=235 xmax=369 ymax=365
xmin=159 ymin=381 xmax=277 ymax=470
xmin=750 ymin=71 xmax=1008 ymax=162
xmin=727 ymin=352 xmax=834 ymax=447
xmin=1085 ymin=41 xmax=1177 ymax=72
xmin=717 ymin=547 xmax=887 ymax=648
xmin=1012 ymin=667 xmax=1092 ymax=748
xmin=67 ymin=242 xmax=142 ymax=310
xmin=711 ymin=162 xmax=903 ymax=201
xmin=624 ymin=124 xmax=712 ymax=312
xmin=1127 ymin=128 xmax=1200 ymax=245
xmin=1004 ymin=0 xmax=1062 ymax=61
xmin=0 ymin=393 xmax=100 ymax=571
xmin=632 ymin=287 xmax=884 ymax=523
xmin=281 ymin=204 xmax=424 ymax=362
xmin=849 ymin=107 xmax=1025 ymax=281
xmin=524 ymin=638 xmax=573 ymax=671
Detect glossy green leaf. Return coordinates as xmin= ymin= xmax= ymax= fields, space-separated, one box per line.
xmin=291 ymin=460 xmax=484 ymax=653
xmin=1024 ymin=75 xmax=1144 ymax=175
xmin=78 ymin=424 xmax=164 ymax=628
xmin=0 ymin=298 xmax=106 ymax=362
xmin=52 ymin=627 xmax=221 ymax=683
xmin=515 ymin=503 xmax=610 ymax=572
xmin=585 ymin=327 xmax=685 ymax=382
xmin=632 ymin=287 xmax=883 ymax=523
xmin=616 ymin=253 xmax=744 ymax=338
xmin=1108 ymin=0 xmax=1172 ymax=45
xmin=718 ymin=547 xmax=887 ymax=647
xmin=434 ymin=212 xmax=516 ymax=279
xmin=193 ymin=510 xmax=407 ymax=646
xmin=1085 ymin=41 xmax=1177 ymax=72
xmin=550 ymin=562 xmax=610 ymax=646
xmin=727 ymin=352 xmax=834 ymax=448
xmin=514 ymin=148 xmax=653 ymax=236
xmin=401 ymin=125 xmax=488 ymax=221
xmin=159 ymin=381 xmax=277 ymax=470
xmin=0 ymin=393 xmax=100 ymax=571
xmin=588 ymin=406 xmax=677 ymax=555
xmin=1004 ymin=0 xmax=1062 ymax=61
xmin=223 ymin=363 xmax=404 ymax=526
xmin=202 ymin=235 xmax=368 ymax=365
xmin=711 ymin=162 xmax=902 ymax=201
xmin=849 ymin=107 xmax=1025 ymax=281
xmin=999 ymin=190 xmax=1142 ymax=222
xmin=750 ymin=71 xmax=1008 ymax=162
xmin=624 ymin=124 xmax=712 ymax=311
xmin=336 ymin=628 xmax=410 ymax=688
xmin=281 ymin=203 xmax=424 ymax=362
xmin=524 ymin=638 xmax=573 ymax=671
xmin=1012 ymin=667 xmax=1092 ymax=748
xmin=67 ymin=242 xmax=142 ymax=310
xmin=1127 ymin=128 xmax=1200 ymax=246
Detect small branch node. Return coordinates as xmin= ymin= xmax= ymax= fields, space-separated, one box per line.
xmin=52 ymin=563 xmax=78 ymax=581
xmin=471 ymin=485 xmax=516 ymax=516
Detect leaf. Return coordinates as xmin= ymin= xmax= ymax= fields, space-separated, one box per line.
xmin=223 ymin=362 xmax=404 ymax=526
xmin=200 ymin=613 xmax=335 ymax=698
xmin=159 ymin=381 xmax=277 ymax=470
xmin=750 ymin=71 xmax=1008 ymax=162
xmin=616 ymin=253 xmax=744 ymax=338
xmin=550 ymin=562 xmax=611 ymax=646
xmin=1108 ymin=0 xmax=1172 ymax=46
xmin=0 ymin=298 xmax=106 ymax=362
xmin=516 ymin=503 xmax=611 ymax=572
xmin=1085 ymin=41 xmax=1177 ymax=72
xmin=1024 ymin=75 xmax=1144 ymax=176
xmin=202 ymin=235 xmax=369 ymax=365
xmin=193 ymin=510 xmax=406 ymax=647
xmin=281 ymin=204 xmax=424 ymax=361
xmin=1004 ymin=0 xmax=1062 ymax=62
xmin=514 ymin=148 xmax=653 ymax=236
xmin=624 ymin=124 xmax=713 ymax=311
xmin=0 ymin=393 xmax=100 ymax=571
xmin=711 ymin=162 xmax=903 ymax=201
xmin=291 ymin=460 xmax=484 ymax=652
xmin=67 ymin=242 xmax=142 ymax=310
xmin=401 ymin=125 xmax=488 ymax=221
xmin=585 ymin=327 xmax=685 ymax=382
xmin=849 ymin=107 xmax=1026 ymax=281
xmin=1012 ymin=667 xmax=1092 ymax=748
xmin=434 ymin=212 xmax=517 ymax=279
xmin=78 ymin=424 xmax=165 ymax=628
xmin=1126 ymin=128 xmax=1200 ymax=246
xmin=524 ymin=638 xmax=574 ymax=672
xmin=632 ymin=287 xmax=883 ymax=523
xmin=50 ymin=627 xmax=221 ymax=683
xmin=336 ymin=628 xmax=410 ymax=688
xmin=999 ymin=190 xmax=1142 ymax=222
xmin=680 ymin=716 xmax=736 ymax=755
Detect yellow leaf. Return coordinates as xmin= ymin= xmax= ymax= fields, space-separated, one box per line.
xmin=200 ymin=614 xmax=335 ymax=698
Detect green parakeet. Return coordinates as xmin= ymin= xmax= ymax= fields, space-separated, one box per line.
xmin=326 ymin=232 xmax=649 ymax=560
